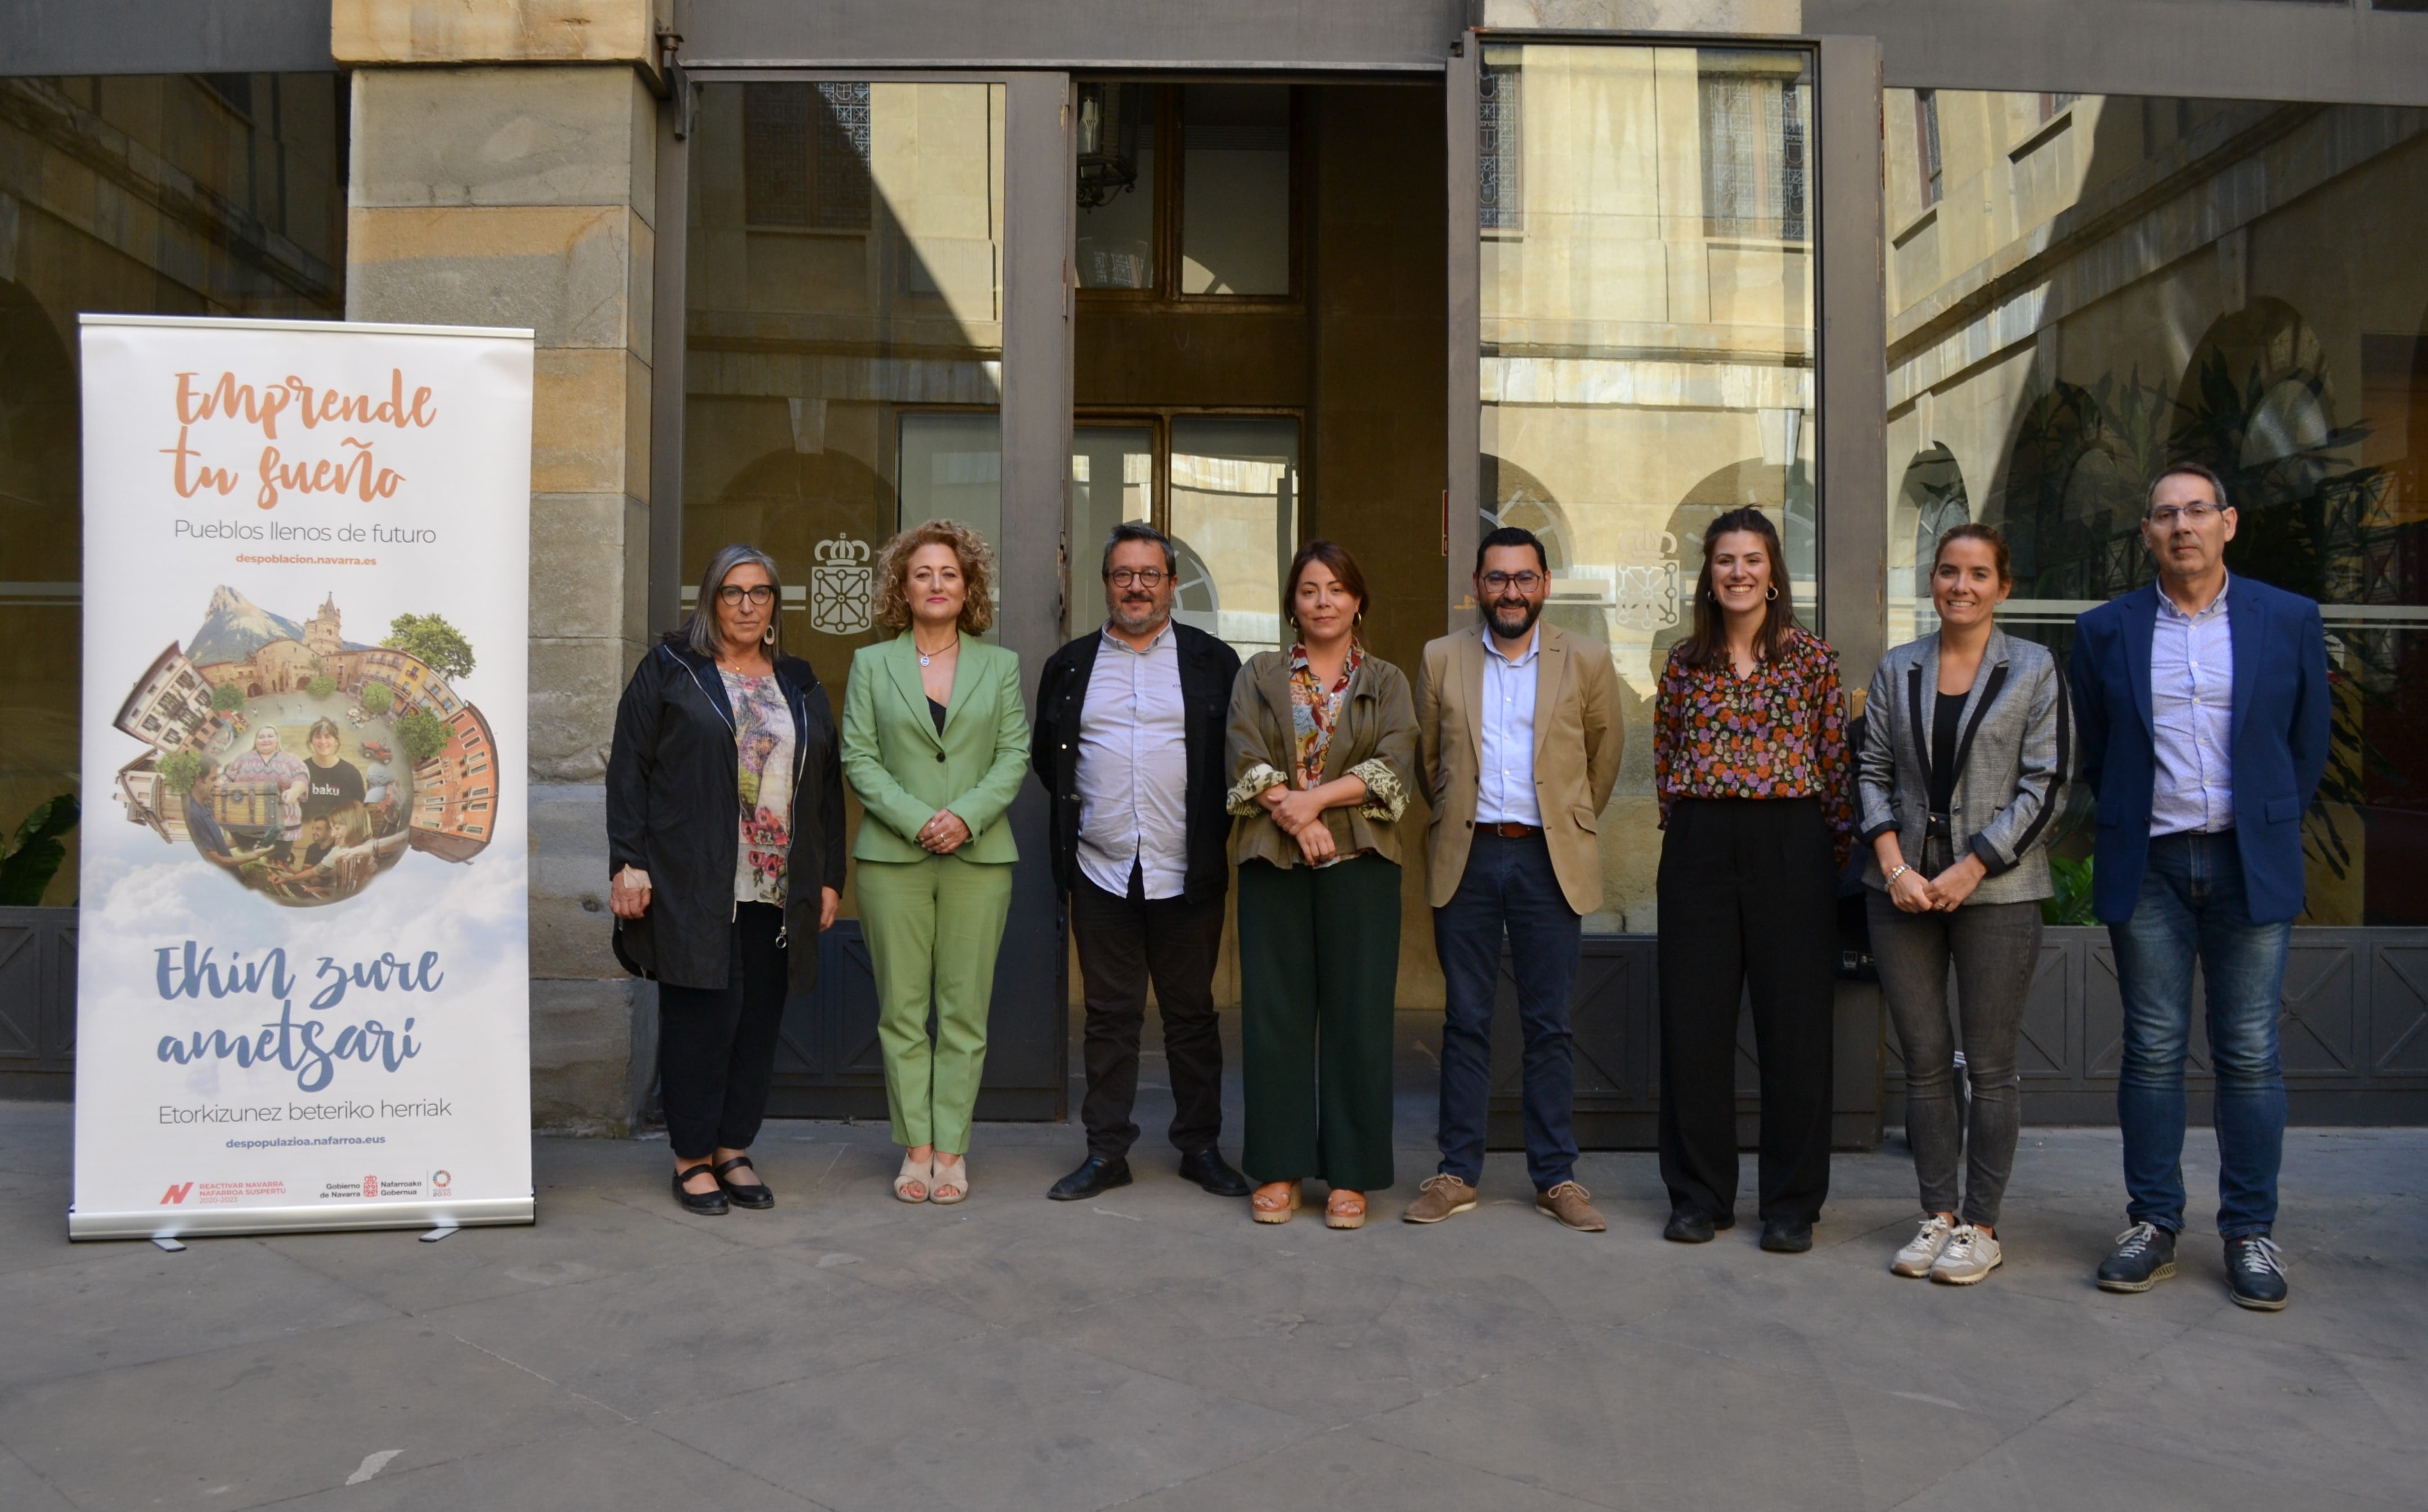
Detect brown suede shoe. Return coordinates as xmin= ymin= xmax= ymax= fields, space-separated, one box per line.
xmin=1401 ymin=1173 xmax=1478 ymax=1224
xmin=1536 ymin=1181 xmax=1607 ymax=1232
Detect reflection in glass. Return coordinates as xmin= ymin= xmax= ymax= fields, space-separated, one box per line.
xmin=1068 ymin=425 xmax=1154 ymax=633
xmin=1169 ymin=418 xmax=1299 ymax=657
xmin=1181 ymin=86 xmax=1291 ymax=296
xmin=685 ymin=80 xmax=1004 ymax=680
xmin=1477 ymin=44 xmax=1816 ymax=932
xmin=898 ymin=411 xmax=1003 ymax=557
xmin=686 ymin=82 xmax=1006 ymax=914
xmin=0 ymin=73 xmax=349 ymax=905
xmin=1881 ymin=87 xmax=2428 ymax=923
xmin=1076 ymin=84 xmax=1156 ymax=290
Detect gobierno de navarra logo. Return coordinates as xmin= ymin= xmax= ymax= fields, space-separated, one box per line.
xmin=109 ymin=586 xmax=498 ymax=909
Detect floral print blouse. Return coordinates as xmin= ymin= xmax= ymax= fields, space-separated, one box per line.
xmin=1653 ymin=627 xmax=1855 ymax=864
xmin=722 ymin=668 xmax=796 ymax=907
xmin=1289 ymin=641 xmax=1362 ymax=789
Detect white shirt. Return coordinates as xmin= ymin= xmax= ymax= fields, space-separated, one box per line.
xmin=2149 ymin=576 xmax=2234 ymax=837
xmin=1476 ymin=623 xmax=1542 ymax=827
xmin=1075 ymin=621 xmax=1191 ymax=899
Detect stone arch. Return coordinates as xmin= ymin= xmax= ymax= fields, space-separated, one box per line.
xmin=1892 ymin=445 xmax=1970 ymax=640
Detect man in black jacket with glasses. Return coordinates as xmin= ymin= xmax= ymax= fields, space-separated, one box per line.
xmin=1032 ymin=522 xmax=1250 ymax=1201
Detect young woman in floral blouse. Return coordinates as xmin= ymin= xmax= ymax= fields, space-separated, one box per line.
xmin=1224 ymin=540 xmax=1416 ymax=1230
xmin=1651 ymin=506 xmax=1853 ymax=1254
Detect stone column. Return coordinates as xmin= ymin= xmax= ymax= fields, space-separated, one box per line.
xmin=337 ymin=1 xmax=670 ymax=1132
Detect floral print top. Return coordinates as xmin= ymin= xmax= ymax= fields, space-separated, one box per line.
xmin=721 ymin=668 xmax=796 ymax=907
xmin=1289 ymin=641 xmax=1365 ymax=789
xmin=1653 ymin=627 xmax=1855 ymax=864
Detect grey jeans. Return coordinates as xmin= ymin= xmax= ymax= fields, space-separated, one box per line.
xmin=1866 ymin=889 xmax=2044 ymax=1227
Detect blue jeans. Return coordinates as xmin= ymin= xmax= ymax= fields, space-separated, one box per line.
xmin=2110 ymin=831 xmax=2290 ymax=1240
xmin=1433 ymin=832 xmax=1582 ymax=1191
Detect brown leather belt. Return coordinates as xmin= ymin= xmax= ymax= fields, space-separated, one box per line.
xmin=1481 ymin=822 xmax=1542 ymax=838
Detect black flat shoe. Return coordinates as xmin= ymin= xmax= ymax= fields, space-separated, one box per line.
xmin=1048 ymin=1155 xmax=1133 ymax=1202
xmin=1760 ymin=1220 xmax=1814 ymax=1253
xmin=713 ymin=1155 xmax=774 ymax=1210
xmin=672 ymin=1163 xmax=729 ymax=1215
xmin=1178 ymin=1148 xmax=1251 ymax=1198
xmin=1663 ymin=1208 xmax=1733 ymax=1243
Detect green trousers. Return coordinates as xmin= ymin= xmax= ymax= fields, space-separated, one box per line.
xmin=1236 ymin=855 xmax=1402 ymax=1191
xmin=856 ymin=855 xmax=1015 ymax=1154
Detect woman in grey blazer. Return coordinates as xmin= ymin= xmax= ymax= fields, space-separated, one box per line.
xmin=1857 ymin=523 xmax=2071 ymax=1286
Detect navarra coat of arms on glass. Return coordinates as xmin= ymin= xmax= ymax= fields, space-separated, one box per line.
xmin=810 ymin=534 xmax=873 ymax=635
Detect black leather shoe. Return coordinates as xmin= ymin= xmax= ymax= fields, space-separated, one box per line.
xmin=2224 ymin=1235 xmax=2289 ymax=1311
xmin=2095 ymin=1221 xmax=2178 ymax=1293
xmin=1760 ymin=1220 xmax=1814 ymax=1253
xmin=1178 ymin=1148 xmax=1251 ymax=1198
xmin=672 ymin=1163 xmax=729 ymax=1215
xmin=1048 ymin=1155 xmax=1133 ymax=1202
xmin=1663 ymin=1209 xmax=1716 ymax=1244
xmin=713 ymin=1155 xmax=774 ymax=1210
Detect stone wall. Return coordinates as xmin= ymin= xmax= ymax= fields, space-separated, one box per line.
xmin=339 ymin=1 xmax=668 ymax=1132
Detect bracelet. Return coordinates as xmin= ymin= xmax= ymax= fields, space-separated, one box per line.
xmin=1886 ymin=864 xmax=1909 ymax=885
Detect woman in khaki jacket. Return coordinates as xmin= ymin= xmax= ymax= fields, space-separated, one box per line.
xmin=1226 ymin=540 xmax=1417 ymax=1230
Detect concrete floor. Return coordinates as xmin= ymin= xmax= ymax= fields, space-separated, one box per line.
xmin=2 ymin=1026 xmax=2423 ymax=1511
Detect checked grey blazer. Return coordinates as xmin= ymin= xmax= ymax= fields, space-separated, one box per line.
xmin=1855 ymin=626 xmax=2074 ymax=905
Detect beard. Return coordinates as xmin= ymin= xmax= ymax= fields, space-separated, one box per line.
xmin=1485 ymin=595 xmax=1543 ymax=640
xmin=1111 ymin=595 xmax=1168 ymax=635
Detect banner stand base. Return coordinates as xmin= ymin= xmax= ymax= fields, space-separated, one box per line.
xmin=68 ymin=1196 xmax=533 ymax=1241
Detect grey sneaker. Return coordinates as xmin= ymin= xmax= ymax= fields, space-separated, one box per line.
xmin=1890 ymin=1214 xmax=1955 ymax=1277
xmin=1929 ymin=1224 xmax=2003 ymax=1285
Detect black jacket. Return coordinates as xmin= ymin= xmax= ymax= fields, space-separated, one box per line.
xmin=605 ymin=636 xmax=846 ymax=993
xmin=1030 ymin=620 xmax=1241 ymax=905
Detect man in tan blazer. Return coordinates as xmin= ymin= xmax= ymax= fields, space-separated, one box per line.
xmin=1404 ymin=526 xmax=1622 ymax=1231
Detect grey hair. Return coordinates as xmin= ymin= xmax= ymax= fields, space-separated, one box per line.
xmin=2145 ymin=459 xmax=2230 ymax=515
xmin=685 ymin=543 xmax=785 ymax=660
xmin=1101 ymin=521 xmax=1178 ymax=578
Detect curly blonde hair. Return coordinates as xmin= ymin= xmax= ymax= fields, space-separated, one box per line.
xmin=872 ymin=519 xmax=996 ymax=636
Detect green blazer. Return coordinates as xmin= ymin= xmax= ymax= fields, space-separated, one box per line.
xmin=842 ymin=631 xmax=1030 ymax=865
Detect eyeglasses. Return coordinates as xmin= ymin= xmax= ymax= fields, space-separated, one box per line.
xmin=2147 ymin=504 xmax=2224 ymax=528
xmin=1106 ymin=568 xmax=1170 ymax=588
xmin=1480 ymin=571 xmax=1545 ymax=593
xmin=716 ymin=585 xmax=777 ymax=607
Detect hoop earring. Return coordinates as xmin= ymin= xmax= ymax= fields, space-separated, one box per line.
xmin=1765 ymin=585 xmax=1779 ymax=602
xmin=762 ymin=623 xmax=777 ymax=645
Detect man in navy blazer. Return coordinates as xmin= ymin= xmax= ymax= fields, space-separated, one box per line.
xmin=2069 ymin=460 xmax=2330 ymax=1311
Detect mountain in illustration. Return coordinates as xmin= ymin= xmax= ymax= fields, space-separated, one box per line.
xmin=185 ymin=585 xmax=308 ymax=666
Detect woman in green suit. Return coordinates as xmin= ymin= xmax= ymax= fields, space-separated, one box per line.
xmin=842 ymin=519 xmax=1031 ymax=1205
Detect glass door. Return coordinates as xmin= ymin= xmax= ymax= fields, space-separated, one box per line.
xmin=672 ymin=73 xmax=1069 ymax=1120
xmin=1469 ymin=42 xmax=1818 ymax=935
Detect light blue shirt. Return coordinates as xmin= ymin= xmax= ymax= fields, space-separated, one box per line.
xmin=1476 ymin=624 xmax=1542 ymax=827
xmin=1076 ymin=621 xmax=1191 ymax=899
xmin=2149 ymin=576 xmax=2234 ymax=837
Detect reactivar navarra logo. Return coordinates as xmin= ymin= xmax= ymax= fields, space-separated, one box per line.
xmin=160 ymin=1182 xmax=194 ymax=1205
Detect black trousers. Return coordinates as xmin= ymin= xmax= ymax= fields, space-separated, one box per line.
xmin=1656 ymin=798 xmax=1837 ymax=1227
xmin=1071 ymin=867 xmax=1227 ymax=1160
xmin=657 ymin=901 xmax=788 ymax=1161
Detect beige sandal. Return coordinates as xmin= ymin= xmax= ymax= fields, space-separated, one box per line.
xmin=893 ymin=1152 xmax=932 ymax=1204
xmin=930 ymin=1154 xmax=968 ymax=1205
xmin=1326 ymin=1190 xmax=1368 ymax=1230
xmin=1251 ymin=1180 xmax=1301 ymax=1224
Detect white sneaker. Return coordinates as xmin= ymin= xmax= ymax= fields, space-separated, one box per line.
xmin=1891 ymin=1214 xmax=1955 ymax=1277
xmin=1929 ymin=1224 xmax=2003 ymax=1285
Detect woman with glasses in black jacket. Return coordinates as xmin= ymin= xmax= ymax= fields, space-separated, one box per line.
xmin=607 ymin=544 xmax=845 ymax=1214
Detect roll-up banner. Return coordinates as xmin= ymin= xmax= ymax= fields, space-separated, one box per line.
xmin=72 ymin=316 xmax=535 ymax=1240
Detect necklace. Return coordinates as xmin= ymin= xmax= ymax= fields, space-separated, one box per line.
xmin=914 ymin=635 xmax=958 ymax=668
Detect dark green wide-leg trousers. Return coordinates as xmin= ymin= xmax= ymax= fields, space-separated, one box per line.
xmin=1236 ymin=854 xmax=1402 ymax=1191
